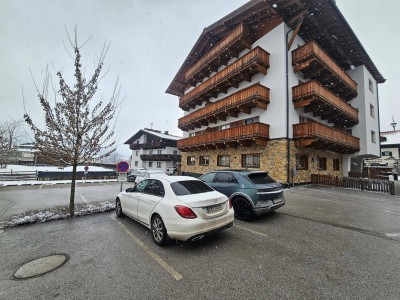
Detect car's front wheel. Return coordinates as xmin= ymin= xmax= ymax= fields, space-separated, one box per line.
xmin=115 ymin=198 xmax=124 ymax=218
xmin=151 ymin=215 xmax=167 ymax=246
xmin=232 ymin=196 xmax=254 ymax=221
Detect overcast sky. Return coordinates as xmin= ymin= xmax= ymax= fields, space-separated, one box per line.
xmin=1 ymin=0 xmax=399 ymax=158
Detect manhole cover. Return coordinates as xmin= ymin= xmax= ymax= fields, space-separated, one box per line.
xmin=14 ymin=254 xmax=69 ymax=279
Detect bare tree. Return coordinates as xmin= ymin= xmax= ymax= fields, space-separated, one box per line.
xmin=0 ymin=122 xmax=10 ymax=168
xmin=24 ymin=30 xmax=121 ymax=216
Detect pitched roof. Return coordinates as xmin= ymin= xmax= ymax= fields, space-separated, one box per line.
xmin=381 ymin=130 xmax=400 ymax=146
xmin=124 ymin=128 xmax=181 ymax=144
xmin=166 ymin=0 xmax=385 ymax=96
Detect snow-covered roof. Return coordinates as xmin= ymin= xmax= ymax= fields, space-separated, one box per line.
xmin=124 ymin=128 xmax=182 ymax=144
xmin=142 ymin=129 xmax=181 ymax=141
xmin=381 ymin=130 xmax=400 ymax=146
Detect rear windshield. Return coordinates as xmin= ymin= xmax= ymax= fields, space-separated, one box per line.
xmin=171 ymin=180 xmax=213 ymax=196
xmin=247 ymin=173 xmax=276 ymax=184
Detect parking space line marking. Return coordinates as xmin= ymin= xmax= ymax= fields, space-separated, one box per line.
xmin=234 ymin=224 xmax=269 ymax=237
xmin=39 ymin=184 xmax=44 ymax=189
xmin=114 ymin=219 xmax=183 ymax=281
xmin=79 ymin=194 xmax=88 ymax=203
xmin=289 ymin=192 xmax=400 ymax=216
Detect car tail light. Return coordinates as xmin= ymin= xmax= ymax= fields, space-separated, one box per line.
xmin=174 ymin=205 xmax=197 ymax=219
xmin=229 ymin=198 xmax=232 ymax=209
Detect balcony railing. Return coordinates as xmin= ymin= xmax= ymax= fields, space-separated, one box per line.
xmin=129 ymin=142 xmax=168 ymax=150
xmin=293 ymin=122 xmax=360 ymax=154
xmin=177 ymin=122 xmax=269 ymax=151
xmin=179 ymin=47 xmax=270 ymax=111
xmin=292 ymin=81 xmax=359 ymax=127
xmin=178 ymin=83 xmax=270 ymax=131
xmin=140 ymin=154 xmax=181 ymax=162
xmin=184 ymin=22 xmax=252 ymax=87
xmin=292 ymin=41 xmax=357 ymax=101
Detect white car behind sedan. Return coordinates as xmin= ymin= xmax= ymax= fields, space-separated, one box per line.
xmin=134 ymin=170 xmax=168 ymax=185
xmin=116 ymin=176 xmax=234 ymax=246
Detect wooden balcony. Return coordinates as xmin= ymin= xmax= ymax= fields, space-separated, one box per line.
xmin=184 ymin=22 xmax=253 ymax=87
xmin=292 ymin=81 xmax=359 ymax=127
xmin=292 ymin=41 xmax=357 ymax=101
xmin=179 ymin=47 xmax=270 ymax=111
xmin=140 ymin=154 xmax=181 ymax=162
xmin=129 ymin=142 xmax=172 ymax=150
xmin=177 ymin=122 xmax=270 ymax=151
xmin=178 ymin=83 xmax=270 ymax=131
xmin=293 ymin=122 xmax=360 ymax=154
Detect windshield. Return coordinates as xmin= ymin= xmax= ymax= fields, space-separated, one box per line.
xmin=247 ymin=173 xmax=276 ymax=184
xmin=171 ymin=180 xmax=213 ymax=196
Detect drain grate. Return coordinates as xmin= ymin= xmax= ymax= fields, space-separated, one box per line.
xmin=14 ymin=254 xmax=69 ymax=279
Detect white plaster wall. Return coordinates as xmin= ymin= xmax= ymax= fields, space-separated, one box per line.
xmin=346 ymin=65 xmax=380 ymax=157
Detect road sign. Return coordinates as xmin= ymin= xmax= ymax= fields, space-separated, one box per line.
xmin=116 ymin=161 xmax=130 ymax=173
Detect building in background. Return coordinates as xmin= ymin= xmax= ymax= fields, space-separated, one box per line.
xmin=124 ymin=128 xmax=181 ymax=173
xmin=365 ymin=130 xmax=400 ymax=171
xmin=166 ymin=0 xmax=385 ymax=184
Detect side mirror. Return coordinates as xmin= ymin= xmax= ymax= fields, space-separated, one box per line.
xmin=126 ymin=187 xmax=134 ymax=193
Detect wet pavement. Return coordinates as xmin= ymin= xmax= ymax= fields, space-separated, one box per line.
xmin=0 ymin=184 xmax=399 ymax=299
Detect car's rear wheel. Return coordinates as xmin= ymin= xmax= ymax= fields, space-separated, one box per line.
xmin=232 ymin=196 xmax=254 ymax=221
xmin=115 ymin=198 xmax=124 ymax=217
xmin=151 ymin=215 xmax=167 ymax=246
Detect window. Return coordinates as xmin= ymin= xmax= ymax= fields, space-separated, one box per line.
xmin=371 ymin=130 xmax=376 ymax=143
xmin=220 ymin=124 xmax=230 ymax=130
xmin=382 ymin=151 xmax=392 ymax=156
xmin=199 ymin=156 xmax=209 ymax=166
xmin=217 ymin=155 xmax=230 ymax=167
xmin=173 ymin=150 xmax=178 ymax=155
xmin=171 ymin=180 xmax=213 ymax=196
xmin=157 ymin=162 xmax=161 ymax=168
xmin=296 ymin=155 xmax=308 ymax=170
xmin=135 ymin=151 xmax=139 ymax=156
xmin=157 ymin=150 xmax=162 ymax=154
xmin=149 ymin=149 xmax=153 ymax=155
xmin=144 ymin=179 xmax=165 ymax=197
xmin=317 ymin=157 xmax=327 ymax=170
xmin=333 ymin=159 xmax=340 ymax=171
xmin=369 ymin=79 xmax=374 ymax=93
xmin=244 ymin=116 xmax=259 ymax=125
xmin=148 ymin=162 xmax=153 ymax=168
xmin=248 ymin=172 xmax=275 ymax=184
xmin=299 ymin=115 xmax=308 ymax=123
xmin=214 ymin=172 xmax=238 ymax=183
xmin=370 ymin=104 xmax=375 ymax=118
xmin=187 ymin=156 xmax=195 ymax=165
xmin=134 ymin=161 xmax=138 ymax=167
xmin=242 ymin=154 xmax=260 ymax=168
xmin=345 ymin=128 xmax=353 ymax=135
xmin=189 ymin=132 xmax=196 ymax=137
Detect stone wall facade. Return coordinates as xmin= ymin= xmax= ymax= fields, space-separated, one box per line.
xmin=181 ymin=138 xmax=343 ymax=184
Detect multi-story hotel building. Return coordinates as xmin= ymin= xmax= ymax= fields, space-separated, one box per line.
xmin=166 ymin=0 xmax=385 ymax=184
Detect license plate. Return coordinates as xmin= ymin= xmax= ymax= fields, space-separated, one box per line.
xmin=206 ymin=204 xmax=223 ymax=213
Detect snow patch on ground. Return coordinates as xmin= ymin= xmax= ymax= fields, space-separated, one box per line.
xmin=0 ymin=201 xmax=115 ymax=229
xmin=1 ymin=164 xmax=114 ymax=172
xmin=0 ymin=179 xmax=117 ymax=187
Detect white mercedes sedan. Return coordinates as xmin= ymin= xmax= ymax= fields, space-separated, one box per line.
xmin=116 ymin=176 xmax=234 ymax=246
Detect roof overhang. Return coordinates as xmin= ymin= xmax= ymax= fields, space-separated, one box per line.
xmin=166 ymin=0 xmax=385 ymax=97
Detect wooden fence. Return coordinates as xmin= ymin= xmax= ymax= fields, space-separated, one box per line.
xmin=311 ymin=174 xmax=394 ymax=195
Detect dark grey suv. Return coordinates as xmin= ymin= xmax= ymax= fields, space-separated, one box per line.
xmin=199 ymin=170 xmax=285 ymax=221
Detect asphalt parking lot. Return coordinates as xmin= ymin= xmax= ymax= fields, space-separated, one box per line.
xmin=1 ymin=184 xmax=400 ymax=299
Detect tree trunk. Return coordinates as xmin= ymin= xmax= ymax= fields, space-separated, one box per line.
xmin=70 ymin=163 xmax=77 ymax=216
